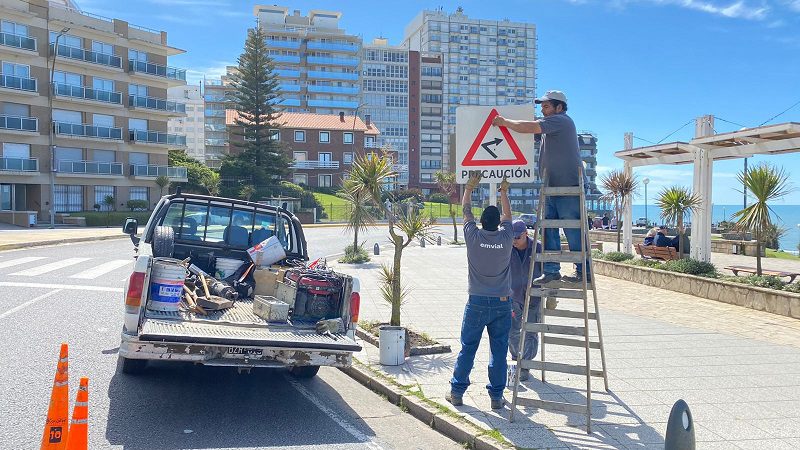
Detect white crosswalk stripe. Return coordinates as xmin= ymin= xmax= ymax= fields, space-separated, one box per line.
xmin=70 ymin=259 xmax=132 ymax=279
xmin=0 ymin=257 xmax=47 ymax=269
xmin=10 ymin=257 xmax=91 ymax=276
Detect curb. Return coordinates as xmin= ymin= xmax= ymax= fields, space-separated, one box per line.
xmin=355 ymin=326 xmax=451 ymax=356
xmin=0 ymin=234 xmax=128 ymax=252
xmin=340 ymin=362 xmax=513 ymax=450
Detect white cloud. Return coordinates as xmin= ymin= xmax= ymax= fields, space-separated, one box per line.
xmin=782 ymin=0 xmax=800 ymax=12
xmin=564 ymin=0 xmax=772 ymax=20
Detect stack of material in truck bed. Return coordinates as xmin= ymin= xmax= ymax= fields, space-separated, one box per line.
xmin=253 ymin=266 xmax=286 ymax=297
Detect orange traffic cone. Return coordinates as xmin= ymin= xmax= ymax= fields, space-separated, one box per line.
xmin=40 ymin=343 xmax=69 ymax=450
xmin=65 ymin=378 xmax=88 ymax=450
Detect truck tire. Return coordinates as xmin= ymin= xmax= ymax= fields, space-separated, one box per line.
xmin=288 ymin=365 xmax=320 ymax=379
xmin=152 ymin=225 xmax=174 ymax=258
xmin=120 ymin=356 xmax=147 ymax=375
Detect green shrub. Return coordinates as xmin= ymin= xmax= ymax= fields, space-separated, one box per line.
xmin=721 ymin=275 xmax=786 ymax=290
xmin=126 ymin=199 xmax=149 ymax=211
xmin=624 ymin=258 xmax=663 ymax=268
xmin=661 ymin=258 xmax=718 ymax=278
xmin=427 ymin=193 xmax=451 ymax=204
xmin=591 ymin=249 xmax=605 ymax=260
xmin=339 ymin=244 xmax=370 ymax=264
xmin=80 ymin=211 xmax=151 ymax=227
xmin=783 ymin=283 xmax=800 ymax=293
xmin=603 ymin=251 xmax=635 ymax=262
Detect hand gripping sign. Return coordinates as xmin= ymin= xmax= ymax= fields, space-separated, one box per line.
xmin=455 ymin=105 xmax=536 ymax=184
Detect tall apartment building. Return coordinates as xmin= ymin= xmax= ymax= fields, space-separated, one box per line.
xmin=0 ymin=0 xmax=187 ymax=224
xmin=168 ymin=84 xmax=204 ymax=162
xmin=579 ymin=131 xmax=603 ymax=207
xmin=202 ymin=68 xmax=235 ymax=169
xmin=408 ymin=51 xmax=444 ymax=193
xmin=254 ymin=5 xmax=361 ymax=114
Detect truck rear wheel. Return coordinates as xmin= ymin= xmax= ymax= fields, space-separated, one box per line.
xmin=152 ymin=225 xmax=175 ymax=258
xmin=120 ymin=356 xmax=147 ymax=375
xmin=288 ymin=365 xmax=320 ymax=378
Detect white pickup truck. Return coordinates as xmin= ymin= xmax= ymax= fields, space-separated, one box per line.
xmin=118 ymin=192 xmax=361 ymax=378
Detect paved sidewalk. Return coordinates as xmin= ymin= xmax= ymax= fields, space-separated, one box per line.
xmin=0 ymin=226 xmax=125 ymax=249
xmin=332 ymin=245 xmax=800 ymax=449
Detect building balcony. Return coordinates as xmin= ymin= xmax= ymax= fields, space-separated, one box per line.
xmin=275 ymin=69 xmax=301 ymax=78
xmin=275 ymin=98 xmax=301 ymax=107
xmin=128 ymin=60 xmax=186 ymax=82
xmin=271 ymin=55 xmax=301 ymax=64
xmin=204 ymin=94 xmax=227 ymax=102
xmin=0 ymin=74 xmax=37 ymax=94
xmin=0 ymin=31 xmax=37 ymax=52
xmin=266 ymin=39 xmax=301 ymax=49
xmin=205 ymin=109 xmax=226 ymax=117
xmin=53 ymin=83 xmax=122 ymax=105
xmin=204 ymin=138 xmax=228 ymax=146
xmin=393 ymin=163 xmax=409 ymax=173
xmin=306 ymin=42 xmax=359 ymax=53
xmin=307 ymin=85 xmax=359 ymax=95
xmin=364 ymin=141 xmax=380 ymax=149
xmin=307 ymin=56 xmax=359 ymax=67
xmin=278 ymin=84 xmax=302 ymax=92
xmin=57 ymin=160 xmax=124 ymax=176
xmin=130 ymin=164 xmax=188 ymax=180
xmin=0 ymin=157 xmax=38 ymax=172
xmin=204 ymin=124 xmax=226 ymax=132
xmin=307 ymin=99 xmax=358 ymax=109
xmin=50 ymin=43 xmax=122 ymax=69
xmin=54 ymin=121 xmax=123 ymax=140
xmin=130 ymin=129 xmax=186 ymax=146
xmin=291 ymin=160 xmax=340 ymax=169
xmin=307 ymin=70 xmax=358 ymax=81
xmin=128 ymin=94 xmax=186 ymax=114
xmin=0 ymin=115 xmax=38 ymax=133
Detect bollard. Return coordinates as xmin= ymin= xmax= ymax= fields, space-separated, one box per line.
xmin=373 ymin=243 xmax=380 ymax=255
xmin=437 ymin=236 xmax=442 ymax=246
xmin=665 ymin=399 xmax=695 ymax=450
xmin=420 ymin=238 xmax=426 ymax=248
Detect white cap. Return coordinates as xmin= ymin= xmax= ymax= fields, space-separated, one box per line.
xmin=535 ymin=90 xmax=568 ymax=104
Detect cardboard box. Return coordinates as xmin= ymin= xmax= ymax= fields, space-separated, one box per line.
xmin=253 ymin=267 xmax=285 ymax=297
xmin=253 ymin=295 xmax=290 ymax=322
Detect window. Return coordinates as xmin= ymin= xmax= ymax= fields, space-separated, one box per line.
xmin=128 ymin=118 xmax=147 ymax=131
xmin=1 ymin=20 xmax=28 ymax=37
xmin=318 ymin=175 xmax=332 ymax=187
xmin=91 ymin=40 xmax=113 ymax=55
xmin=293 ymin=174 xmax=307 ymax=185
xmin=129 ymin=186 xmax=148 ymax=203
xmin=93 ymin=114 xmax=114 ymax=127
xmin=294 ymin=130 xmax=305 ymax=142
xmin=343 ymin=132 xmax=353 ymax=144
xmin=53 ymin=70 xmax=81 ymax=86
xmin=365 ymin=136 xmax=376 ymax=147
xmin=129 ymin=84 xmax=147 ymax=96
xmin=92 ymin=77 xmax=114 ymax=92
xmin=293 ymin=151 xmax=307 ymax=162
xmin=128 ymin=49 xmax=147 ymax=62
xmin=343 ymin=152 xmax=353 ymax=164
xmin=94 ymin=185 xmax=114 ymax=211
xmin=269 ymin=129 xmax=280 ymax=140
xmin=54 ymin=185 xmax=82 ymax=212
xmin=319 ymin=131 xmax=330 ymax=143
xmin=318 ymin=152 xmax=332 ymax=162
xmin=2 ymin=62 xmax=29 ymax=78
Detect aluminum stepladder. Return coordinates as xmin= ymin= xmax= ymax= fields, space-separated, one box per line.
xmin=509 ymin=168 xmax=609 ymax=434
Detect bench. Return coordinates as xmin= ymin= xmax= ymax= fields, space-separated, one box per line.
xmin=635 ymin=244 xmax=679 ymax=261
xmin=724 ymin=265 xmax=800 ymax=283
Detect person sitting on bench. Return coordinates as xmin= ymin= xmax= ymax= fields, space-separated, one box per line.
xmin=654 ymin=227 xmax=672 ymax=248
xmin=643 ymin=227 xmax=658 ymax=246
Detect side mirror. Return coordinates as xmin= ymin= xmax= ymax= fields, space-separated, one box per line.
xmin=123 ymin=217 xmax=138 ymax=235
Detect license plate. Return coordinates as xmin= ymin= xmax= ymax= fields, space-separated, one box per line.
xmin=226 ymin=347 xmax=263 ymax=357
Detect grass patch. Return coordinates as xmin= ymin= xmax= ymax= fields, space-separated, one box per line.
xmin=313 ymin=192 xmax=351 ymax=221
xmin=338 ymin=244 xmax=370 ymax=264
xmin=766 ymin=248 xmax=800 ymax=260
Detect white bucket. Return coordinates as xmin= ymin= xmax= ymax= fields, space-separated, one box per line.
xmin=247 ymin=236 xmax=286 ymax=267
xmin=215 ymin=257 xmax=244 ymax=280
xmin=149 ymin=258 xmax=187 ymax=311
xmin=379 ymin=326 xmax=406 ymax=366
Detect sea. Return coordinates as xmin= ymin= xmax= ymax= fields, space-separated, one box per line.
xmin=630 ymin=204 xmax=800 ymax=253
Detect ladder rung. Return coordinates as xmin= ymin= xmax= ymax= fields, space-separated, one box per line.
xmin=538 ymin=219 xmax=584 ymax=229
xmin=521 ymin=360 xmax=587 ymax=376
xmin=515 ymin=397 xmax=587 ymax=414
xmin=543 ymin=336 xmax=601 ymax=349
xmin=530 ymin=287 xmax=585 ymax=299
xmin=537 ymin=252 xmax=584 ymax=263
xmin=542 ymin=280 xmax=593 ymax=290
xmin=544 ymin=308 xmax=597 ymax=320
xmin=542 ymin=186 xmax=584 ymax=196
xmin=525 ymin=323 xmax=585 ymax=336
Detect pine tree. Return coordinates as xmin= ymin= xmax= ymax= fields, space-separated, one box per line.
xmin=221 ymin=25 xmax=290 ymax=185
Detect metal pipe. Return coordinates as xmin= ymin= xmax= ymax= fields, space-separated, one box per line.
xmin=48 ymin=27 xmax=70 ymax=228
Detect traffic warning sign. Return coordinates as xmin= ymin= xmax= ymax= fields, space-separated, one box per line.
xmin=456 ymin=105 xmax=535 ymax=183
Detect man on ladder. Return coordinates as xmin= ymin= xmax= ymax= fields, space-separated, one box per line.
xmin=492 ymin=90 xmax=589 ymax=284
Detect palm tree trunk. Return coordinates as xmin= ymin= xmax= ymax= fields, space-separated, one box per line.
xmin=390 ymin=237 xmax=402 ymax=326
xmin=677 ymin=217 xmax=683 ymax=259
xmin=615 ymin=199 xmax=621 ymax=251
xmin=450 ymin=204 xmax=458 ymax=243
xmin=353 ymin=227 xmax=359 ymax=253
xmin=755 ymin=228 xmax=762 ymax=276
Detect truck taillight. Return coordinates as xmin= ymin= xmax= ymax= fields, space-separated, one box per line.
xmin=125 ymin=272 xmax=146 ymax=307
xmin=349 ymin=291 xmax=360 ymax=324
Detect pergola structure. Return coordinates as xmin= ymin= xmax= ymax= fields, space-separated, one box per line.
xmin=614 ymin=117 xmax=800 ymax=262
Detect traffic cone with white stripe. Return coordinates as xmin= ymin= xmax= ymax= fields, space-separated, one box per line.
xmin=65 ymin=378 xmax=88 ymax=450
xmin=40 ymin=343 xmax=69 ymax=450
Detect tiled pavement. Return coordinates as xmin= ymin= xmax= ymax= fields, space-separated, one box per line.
xmin=331 ymin=244 xmax=800 ymax=449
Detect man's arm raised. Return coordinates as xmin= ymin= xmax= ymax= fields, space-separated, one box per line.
xmin=492 ymin=115 xmax=542 ymax=134
xmin=499 ymin=177 xmax=512 ymax=222
xmin=463 ymin=172 xmax=481 ymax=222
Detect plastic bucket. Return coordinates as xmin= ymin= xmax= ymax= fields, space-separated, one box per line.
xmin=149 ymin=258 xmax=187 ymax=311
xmin=379 ymin=326 xmax=406 ymax=366
xmin=215 ymin=258 xmax=244 ymax=279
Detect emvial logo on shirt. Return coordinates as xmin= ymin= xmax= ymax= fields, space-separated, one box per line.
xmin=480 ymin=243 xmax=504 ymax=249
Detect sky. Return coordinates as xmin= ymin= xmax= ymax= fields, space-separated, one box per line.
xmin=77 ymin=0 xmax=800 ymax=205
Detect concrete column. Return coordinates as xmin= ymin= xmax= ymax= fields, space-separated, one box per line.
xmin=623 ymin=161 xmax=633 ymax=254
xmin=691 ymin=147 xmax=713 ymax=262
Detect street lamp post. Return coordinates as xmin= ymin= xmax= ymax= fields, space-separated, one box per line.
xmin=48 ymin=27 xmax=70 ymax=229
xmin=642 ymin=177 xmax=650 ymax=227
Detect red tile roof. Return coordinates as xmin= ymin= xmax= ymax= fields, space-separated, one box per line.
xmin=226 ymin=110 xmax=380 ymax=135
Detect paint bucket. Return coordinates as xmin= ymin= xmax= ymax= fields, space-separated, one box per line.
xmin=215 ymin=257 xmax=245 ymax=280
xmin=148 ymin=258 xmax=187 ymax=311
xmin=379 ymin=326 xmax=406 ymax=366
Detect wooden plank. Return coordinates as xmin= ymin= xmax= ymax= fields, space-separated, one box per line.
xmin=537 ymin=252 xmax=584 ymax=263
xmin=515 ymin=397 xmax=587 ymax=414
xmin=543 ymin=336 xmax=601 ymax=349
xmin=520 ymin=360 xmax=587 ymax=375
xmin=544 ymin=308 xmax=597 ymax=320
xmin=539 ymin=219 xmax=584 ymax=229
xmin=531 ymin=288 xmax=585 ymax=299
xmin=541 ymin=186 xmax=583 ymax=196
xmin=524 ymin=322 xmax=585 ymax=336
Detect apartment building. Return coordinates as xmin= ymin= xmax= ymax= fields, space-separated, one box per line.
xmin=202 ymin=70 xmax=235 ymax=169
xmin=254 ymin=5 xmax=361 ymax=114
xmin=579 ymin=131 xmax=603 ymax=208
xmin=225 ymin=110 xmax=379 ymax=188
xmin=0 ymin=0 xmax=187 ymax=225
xmin=167 ymin=84 xmax=204 ymax=162
xmin=407 ymin=51 xmax=444 ymax=194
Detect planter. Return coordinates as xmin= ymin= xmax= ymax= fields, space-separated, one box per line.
xmin=357 ymin=325 xmax=451 ymax=357
xmin=722 ymin=232 xmax=752 ymax=241
xmin=379 ymin=326 xmax=406 ymax=366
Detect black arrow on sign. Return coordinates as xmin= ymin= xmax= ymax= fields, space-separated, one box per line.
xmin=481 ymin=138 xmax=503 ymax=158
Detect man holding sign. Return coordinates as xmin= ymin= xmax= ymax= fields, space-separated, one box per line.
xmin=491 ymin=90 xmax=589 ymax=284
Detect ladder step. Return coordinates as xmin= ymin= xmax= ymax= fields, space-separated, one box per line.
xmin=537 ymin=252 xmax=585 ymax=263
xmin=538 ymin=219 xmax=584 ymax=229
xmin=542 ymin=280 xmax=593 ymax=290
xmin=515 ymin=397 xmax=587 ymax=414
xmin=520 ymin=360 xmax=587 ymax=376
xmin=542 ymin=186 xmax=584 ymax=196
xmin=544 ymin=308 xmax=597 ymax=320
xmin=525 ymin=323 xmax=585 ymax=336
xmin=543 ymin=336 xmax=601 ymax=349
xmin=530 ymin=287 xmax=586 ymax=299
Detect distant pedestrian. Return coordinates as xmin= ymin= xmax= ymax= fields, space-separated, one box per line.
xmin=508 ymin=220 xmax=543 ymax=382
xmin=602 ymin=213 xmax=610 ymax=229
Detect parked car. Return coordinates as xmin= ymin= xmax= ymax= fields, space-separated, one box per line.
xmin=518 ymin=214 xmax=537 ymax=228
xmin=635 ymin=217 xmax=648 ymax=227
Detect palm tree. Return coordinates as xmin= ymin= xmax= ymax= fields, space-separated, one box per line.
xmin=240 ymin=184 xmax=256 ymax=201
xmin=103 ymin=195 xmax=115 ymax=228
xmin=341 ymin=180 xmax=377 ymax=255
xmin=346 ymin=152 xmax=396 ymax=208
xmin=733 ymin=163 xmax=792 ymax=275
xmin=200 ymin=172 xmax=220 ymax=196
xmin=600 ymin=170 xmax=638 ymax=251
xmin=155 ymin=175 xmax=171 ymax=198
xmin=434 ymin=170 xmax=459 ymax=243
xmin=656 ymin=186 xmax=701 ymax=259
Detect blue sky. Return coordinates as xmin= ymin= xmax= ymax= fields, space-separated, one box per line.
xmin=79 ymin=0 xmax=800 ymax=204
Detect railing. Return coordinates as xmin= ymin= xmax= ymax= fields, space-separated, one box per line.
xmin=580 ymin=150 xmax=595 ymax=158
xmin=50 ymin=43 xmax=122 ymax=68
xmin=0 ymin=31 xmax=36 ymax=51
xmin=128 ymin=94 xmax=186 ymax=113
xmin=205 ymin=110 xmax=226 ymax=117
xmin=307 ymin=56 xmax=359 ymax=67
xmin=0 ymin=74 xmax=37 ymax=92
xmin=306 ymin=41 xmax=359 ymax=53
xmin=278 ymin=84 xmax=302 ymax=92
xmin=393 ymin=164 xmax=409 ymax=173
xmin=274 ymin=98 xmax=301 ymax=107
xmin=0 ymin=157 xmax=38 ymax=172
xmin=58 ymin=160 xmax=123 ymax=175
xmin=364 ymin=141 xmax=380 ymax=149
xmin=54 ymin=121 xmax=122 ymax=140
xmin=129 ymin=164 xmax=188 ymax=179
xmin=0 ymin=115 xmax=38 ymax=132
xmin=307 ymin=85 xmax=359 ymax=95
xmin=204 ymin=124 xmax=227 ymax=132
xmin=275 ymin=69 xmax=301 ymax=78
xmin=204 ymin=94 xmax=227 ymax=102
xmin=307 ymin=71 xmax=358 ymax=81
xmin=266 ymin=39 xmax=301 ymax=49
xmin=271 ymin=55 xmax=301 ymax=64
xmin=130 ymin=129 xmax=186 ymax=146
xmin=128 ymin=60 xmax=186 ymax=81
xmin=204 ymin=138 xmax=228 ymax=146
xmin=291 ymin=160 xmax=340 ymax=169
xmin=53 ymin=83 xmax=122 ymax=104
xmin=307 ymin=99 xmax=359 ymax=109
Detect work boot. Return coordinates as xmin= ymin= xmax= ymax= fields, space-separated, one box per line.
xmin=491 ymin=397 xmax=506 ymax=410
xmin=533 ymin=273 xmax=561 ymax=284
xmin=562 ymin=272 xmax=592 ymax=283
xmin=519 ymin=368 xmax=530 ymax=382
xmin=445 ymin=392 xmax=463 ymax=406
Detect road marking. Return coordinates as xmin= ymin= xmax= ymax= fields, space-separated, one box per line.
xmin=286 ymin=375 xmax=386 ymax=450
xmin=10 ymin=257 xmax=91 ymax=276
xmin=70 ymin=259 xmax=132 ymax=279
xmin=0 ymin=256 xmax=47 ymax=269
xmin=0 ymin=289 xmax=63 ymax=320
xmin=0 ymin=282 xmax=123 ymax=292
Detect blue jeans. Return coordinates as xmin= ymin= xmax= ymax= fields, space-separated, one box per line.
xmin=543 ymin=195 xmax=591 ymax=277
xmin=509 ymin=297 xmax=541 ymax=361
xmin=451 ymin=295 xmax=513 ymax=400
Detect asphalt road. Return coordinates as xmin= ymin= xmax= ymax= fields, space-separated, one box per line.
xmin=0 ymin=235 xmax=462 ymax=450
